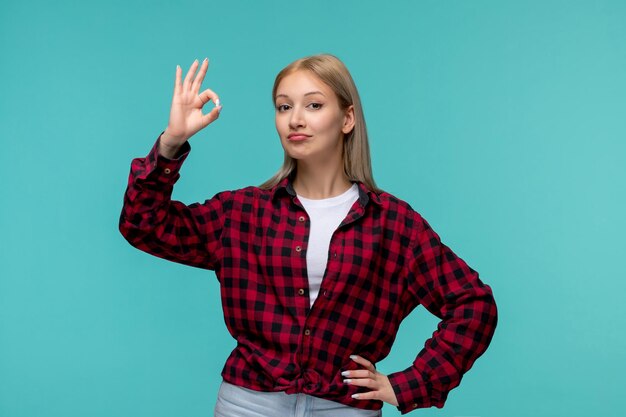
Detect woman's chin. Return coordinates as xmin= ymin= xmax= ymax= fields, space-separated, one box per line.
xmin=283 ymin=149 xmax=308 ymax=160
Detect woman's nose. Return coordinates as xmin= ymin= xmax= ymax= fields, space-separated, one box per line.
xmin=289 ymin=107 xmax=305 ymax=129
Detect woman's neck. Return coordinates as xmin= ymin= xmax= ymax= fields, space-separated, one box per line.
xmin=292 ymin=162 xmax=352 ymax=200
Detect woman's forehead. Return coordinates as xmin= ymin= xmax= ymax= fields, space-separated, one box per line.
xmin=275 ymin=70 xmax=333 ymax=99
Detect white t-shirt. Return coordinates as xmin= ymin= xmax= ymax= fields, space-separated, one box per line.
xmin=297 ymin=183 xmax=360 ymax=308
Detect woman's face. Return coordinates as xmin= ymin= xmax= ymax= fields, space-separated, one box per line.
xmin=274 ymin=70 xmax=354 ymax=166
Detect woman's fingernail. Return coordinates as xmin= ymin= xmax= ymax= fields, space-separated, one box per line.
xmin=352 ymin=394 xmax=360 ymax=399
xmin=350 ymin=355 xmax=357 ymax=360
xmin=215 ymin=99 xmax=220 ymax=107
xmin=341 ymin=371 xmax=350 ymax=376
xmin=343 ymin=379 xmax=352 ymax=384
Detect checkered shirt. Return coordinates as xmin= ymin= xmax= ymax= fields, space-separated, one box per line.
xmin=119 ymin=132 xmax=498 ymax=414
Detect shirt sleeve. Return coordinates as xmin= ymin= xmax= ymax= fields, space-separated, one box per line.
xmin=118 ymin=131 xmax=232 ymax=271
xmin=387 ymin=213 xmax=498 ymax=414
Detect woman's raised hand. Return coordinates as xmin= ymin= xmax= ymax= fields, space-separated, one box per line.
xmin=159 ymin=58 xmax=222 ymax=157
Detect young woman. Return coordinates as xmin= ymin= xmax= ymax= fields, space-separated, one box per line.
xmin=119 ymin=54 xmax=497 ymax=416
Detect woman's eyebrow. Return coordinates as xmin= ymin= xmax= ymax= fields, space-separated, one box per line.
xmin=275 ymin=91 xmax=326 ymax=99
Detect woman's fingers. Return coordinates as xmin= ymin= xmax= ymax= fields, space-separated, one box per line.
xmin=344 ymin=370 xmax=400 ymax=407
xmin=165 ymin=59 xmax=221 ymax=143
xmin=344 ymin=369 xmax=376 ymax=379
xmin=173 ymin=64 xmax=182 ymax=96
xmin=343 ymin=369 xmax=377 ymax=388
xmin=191 ymin=58 xmax=209 ymax=94
xmin=183 ymin=59 xmax=200 ymax=91
xmin=350 ymin=355 xmax=376 ymax=371
xmin=343 ymin=371 xmax=382 ymax=398
xmin=201 ymin=106 xmax=221 ymax=128
xmin=198 ymin=88 xmax=219 ymax=108
xmin=198 ymin=87 xmax=221 ymax=128
xmin=343 ymin=356 xmax=378 ymax=391
xmin=343 ymin=355 xmax=399 ymax=406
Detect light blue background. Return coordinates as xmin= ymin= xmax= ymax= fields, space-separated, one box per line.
xmin=1 ymin=1 xmax=625 ymax=416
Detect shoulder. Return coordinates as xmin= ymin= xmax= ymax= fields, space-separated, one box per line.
xmin=374 ymin=189 xmax=425 ymax=226
xmin=376 ymin=191 xmax=439 ymax=248
xmin=206 ymin=184 xmax=277 ymax=208
xmin=375 ymin=186 xmax=448 ymax=249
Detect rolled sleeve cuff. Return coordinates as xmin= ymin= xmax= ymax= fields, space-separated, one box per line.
xmin=142 ymin=131 xmax=192 ymax=183
xmin=387 ymin=367 xmax=445 ymax=414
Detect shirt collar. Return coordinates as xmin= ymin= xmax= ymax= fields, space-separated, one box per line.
xmin=270 ymin=175 xmax=382 ymax=207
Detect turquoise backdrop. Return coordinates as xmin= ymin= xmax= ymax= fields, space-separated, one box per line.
xmin=1 ymin=1 xmax=625 ymax=416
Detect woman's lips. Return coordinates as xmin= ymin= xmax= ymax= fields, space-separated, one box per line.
xmin=287 ymin=133 xmax=311 ymax=141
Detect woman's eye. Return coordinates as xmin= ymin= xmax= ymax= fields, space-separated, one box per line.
xmin=276 ymin=104 xmax=290 ymax=112
xmin=308 ymin=103 xmax=322 ymax=110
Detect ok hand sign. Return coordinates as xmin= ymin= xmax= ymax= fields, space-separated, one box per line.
xmin=160 ymin=58 xmax=222 ymax=157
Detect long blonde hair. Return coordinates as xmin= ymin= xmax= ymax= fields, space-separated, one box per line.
xmin=259 ymin=54 xmax=381 ymax=193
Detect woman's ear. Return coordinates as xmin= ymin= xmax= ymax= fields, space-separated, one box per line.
xmin=342 ymin=105 xmax=356 ymax=134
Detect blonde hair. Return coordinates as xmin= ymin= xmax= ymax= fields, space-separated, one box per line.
xmin=259 ymin=53 xmax=381 ymax=193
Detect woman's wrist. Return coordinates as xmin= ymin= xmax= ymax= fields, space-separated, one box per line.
xmin=159 ymin=130 xmax=185 ymax=159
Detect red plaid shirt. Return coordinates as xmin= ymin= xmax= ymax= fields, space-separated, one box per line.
xmin=119 ymin=132 xmax=497 ymax=414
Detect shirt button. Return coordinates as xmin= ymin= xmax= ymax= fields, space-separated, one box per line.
xmin=295 ymin=245 xmax=302 ymax=252
xmin=164 ymin=168 xmax=171 ymax=174
xmin=304 ymin=329 xmax=311 ymax=336
xmin=298 ymin=216 xmax=306 ymax=222
xmin=298 ymin=288 xmax=305 ymax=296
xmin=333 ymin=252 xmax=337 ymax=258
xmin=412 ymin=403 xmax=418 ymax=409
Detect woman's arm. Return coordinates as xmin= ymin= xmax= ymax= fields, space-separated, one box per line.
xmin=387 ymin=214 xmax=498 ymax=414
xmin=118 ymin=132 xmax=232 ymax=270
xmin=118 ymin=59 xmax=227 ymax=270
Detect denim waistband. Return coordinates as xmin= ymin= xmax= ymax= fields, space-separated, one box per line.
xmin=214 ymin=380 xmax=382 ymax=417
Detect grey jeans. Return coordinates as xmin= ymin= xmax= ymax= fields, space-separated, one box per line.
xmin=214 ymin=380 xmax=382 ymax=417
